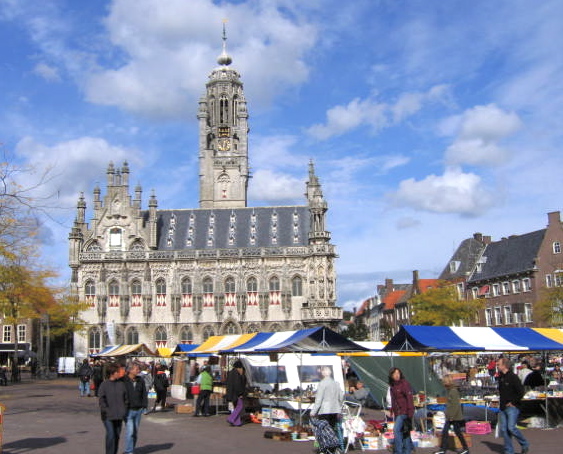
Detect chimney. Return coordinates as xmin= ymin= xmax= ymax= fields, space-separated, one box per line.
xmin=473 ymin=232 xmax=483 ymax=242
xmin=385 ymin=278 xmax=394 ymax=291
xmin=412 ymin=270 xmax=420 ymax=294
xmin=483 ymin=236 xmax=492 ymax=244
xmin=548 ymin=211 xmax=561 ymax=226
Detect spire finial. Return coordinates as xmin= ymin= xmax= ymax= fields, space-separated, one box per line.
xmin=217 ymin=19 xmax=232 ymax=66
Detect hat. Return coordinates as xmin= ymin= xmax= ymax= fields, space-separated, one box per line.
xmin=233 ymin=360 xmax=243 ymax=369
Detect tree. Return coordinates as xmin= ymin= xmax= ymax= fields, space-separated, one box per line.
xmin=409 ymin=283 xmax=484 ymax=326
xmin=535 ymin=280 xmax=563 ymax=327
xmin=0 ymin=260 xmax=56 ymax=381
xmin=47 ymin=291 xmax=89 ymax=356
xmin=341 ymin=321 xmax=370 ymax=341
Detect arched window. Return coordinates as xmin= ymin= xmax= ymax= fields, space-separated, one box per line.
xmin=202 ymin=326 xmax=215 ymax=341
xmin=85 ymin=280 xmax=96 ymax=307
xmin=86 ymin=241 xmax=102 ymax=252
xmin=203 ymin=277 xmax=214 ymax=294
xmin=130 ymin=240 xmax=145 ymax=251
xmin=131 ymin=280 xmax=142 ymax=307
xmin=155 ymin=326 xmax=167 ymax=348
xmin=88 ymin=327 xmax=101 ymax=352
xmin=246 ymin=277 xmax=258 ymax=292
xmin=126 ymin=327 xmax=139 ymax=345
xmin=269 ymin=276 xmax=280 ymax=292
xmin=180 ymin=326 xmax=193 ymax=344
xmin=270 ymin=323 xmax=282 ymax=332
xmin=225 ymin=277 xmax=235 ymax=293
xmin=292 ymin=276 xmax=303 ymax=297
xmin=108 ymin=280 xmax=120 ymax=307
xmin=247 ymin=324 xmax=260 ymax=333
xmin=224 ymin=322 xmax=238 ymax=335
xmin=156 ymin=278 xmax=166 ymax=306
xmin=182 ymin=278 xmax=192 ymax=295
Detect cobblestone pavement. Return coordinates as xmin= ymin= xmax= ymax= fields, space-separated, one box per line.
xmin=0 ymin=376 xmax=560 ymax=453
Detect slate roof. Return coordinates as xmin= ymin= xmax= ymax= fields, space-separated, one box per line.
xmin=468 ymin=229 xmax=546 ymax=282
xmin=439 ymin=237 xmax=487 ymax=280
xmin=148 ymin=206 xmax=311 ymax=250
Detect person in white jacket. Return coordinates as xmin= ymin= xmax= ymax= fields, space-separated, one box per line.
xmin=310 ymin=366 xmax=344 ymax=433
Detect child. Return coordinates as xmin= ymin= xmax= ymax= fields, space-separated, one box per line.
xmin=434 ymin=375 xmax=469 ymax=454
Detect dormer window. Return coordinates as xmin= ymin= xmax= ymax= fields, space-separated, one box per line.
xmin=554 ymin=242 xmax=561 ymax=254
xmin=449 ymin=261 xmax=461 ymax=273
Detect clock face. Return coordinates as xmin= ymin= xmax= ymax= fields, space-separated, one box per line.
xmin=217 ymin=138 xmax=231 ymax=151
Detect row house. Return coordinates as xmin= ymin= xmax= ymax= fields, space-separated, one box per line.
xmin=445 ymin=211 xmax=563 ymax=327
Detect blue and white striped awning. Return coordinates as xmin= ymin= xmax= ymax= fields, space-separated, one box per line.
xmin=384 ymin=325 xmax=563 ymax=352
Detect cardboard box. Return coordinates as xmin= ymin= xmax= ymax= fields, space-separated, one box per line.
xmin=175 ymin=404 xmax=194 ymax=414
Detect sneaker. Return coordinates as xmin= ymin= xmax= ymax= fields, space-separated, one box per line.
xmin=459 ymin=450 xmax=470 ymax=454
xmin=522 ymin=447 xmax=529 ymax=454
xmin=434 ymin=451 xmax=446 ymax=454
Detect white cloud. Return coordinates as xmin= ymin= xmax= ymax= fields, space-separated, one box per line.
xmin=248 ymin=169 xmax=304 ymax=203
xmin=32 ymin=62 xmax=61 ymax=82
xmin=307 ymin=85 xmax=450 ymax=140
xmin=84 ymin=0 xmax=318 ymax=118
xmin=14 ymin=136 xmax=137 ymax=207
xmin=444 ymin=104 xmax=522 ymax=167
xmin=390 ymin=167 xmax=495 ymax=216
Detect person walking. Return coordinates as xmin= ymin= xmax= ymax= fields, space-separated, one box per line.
xmin=124 ymin=362 xmax=148 ymax=454
xmin=434 ymin=375 xmax=469 ymax=454
xmin=310 ymin=366 xmax=344 ymax=450
xmin=497 ymin=357 xmax=529 ymax=454
xmin=226 ymin=360 xmax=247 ymax=426
xmin=92 ymin=360 xmax=104 ymax=397
xmin=389 ymin=367 xmax=415 ymax=454
xmin=194 ymin=366 xmax=213 ymax=417
xmin=152 ymin=364 xmax=169 ymax=412
xmin=77 ymin=358 xmax=94 ymax=397
xmin=98 ymin=362 xmax=128 ymax=454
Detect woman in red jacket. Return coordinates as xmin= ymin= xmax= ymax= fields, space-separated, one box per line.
xmin=389 ymin=367 xmax=415 ymax=454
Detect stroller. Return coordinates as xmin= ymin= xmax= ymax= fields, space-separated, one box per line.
xmin=310 ymin=417 xmax=342 ymax=454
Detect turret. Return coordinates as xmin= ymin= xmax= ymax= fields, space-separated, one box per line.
xmin=306 ymin=160 xmax=330 ymax=244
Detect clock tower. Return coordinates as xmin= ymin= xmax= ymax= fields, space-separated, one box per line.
xmin=198 ymin=24 xmax=249 ymax=208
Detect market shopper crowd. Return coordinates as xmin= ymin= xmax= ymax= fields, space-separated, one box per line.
xmin=74 ymin=351 xmax=563 ymax=454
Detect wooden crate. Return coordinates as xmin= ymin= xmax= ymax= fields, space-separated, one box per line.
xmin=175 ymin=404 xmax=194 ymax=414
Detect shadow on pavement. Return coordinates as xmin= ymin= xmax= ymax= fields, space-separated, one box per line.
xmin=136 ymin=442 xmax=175 ymax=453
xmin=3 ymin=436 xmax=66 ymax=452
xmin=480 ymin=440 xmax=505 ymax=453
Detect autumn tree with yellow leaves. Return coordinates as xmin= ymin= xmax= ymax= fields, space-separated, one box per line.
xmin=409 ymin=282 xmax=484 ymax=326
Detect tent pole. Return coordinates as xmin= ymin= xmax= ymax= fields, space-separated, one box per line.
xmin=544 ymin=350 xmax=549 ymax=428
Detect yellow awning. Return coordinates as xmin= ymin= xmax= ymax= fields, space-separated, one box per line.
xmin=157 ymin=347 xmax=172 ymax=357
xmin=534 ymin=328 xmax=563 ymax=345
xmin=191 ymin=333 xmax=258 ymax=354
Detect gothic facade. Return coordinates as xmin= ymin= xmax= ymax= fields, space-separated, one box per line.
xmin=70 ymin=32 xmax=342 ymax=356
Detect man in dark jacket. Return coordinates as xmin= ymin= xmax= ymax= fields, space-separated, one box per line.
xmin=77 ymin=358 xmax=94 ymax=397
xmin=498 ymin=358 xmax=529 ymax=454
xmin=99 ymin=362 xmax=128 ymax=454
xmin=124 ymin=363 xmax=147 ymax=454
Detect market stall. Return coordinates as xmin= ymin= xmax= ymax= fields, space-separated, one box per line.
xmin=91 ymin=343 xmax=157 ymax=358
xmin=384 ymin=326 xmax=563 ymax=427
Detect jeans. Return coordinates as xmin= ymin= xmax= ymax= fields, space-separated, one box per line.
xmin=103 ymin=419 xmax=123 ymax=454
xmin=124 ymin=408 xmax=144 ymax=453
xmin=393 ymin=414 xmax=413 ymax=454
xmin=195 ymin=389 xmax=211 ymax=415
xmin=79 ymin=380 xmax=90 ymax=396
xmin=499 ymin=406 xmax=529 ymax=454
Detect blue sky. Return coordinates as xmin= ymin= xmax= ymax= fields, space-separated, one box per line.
xmin=1 ymin=0 xmax=563 ymax=311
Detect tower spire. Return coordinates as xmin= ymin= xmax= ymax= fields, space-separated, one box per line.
xmin=217 ymin=19 xmax=232 ymax=66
